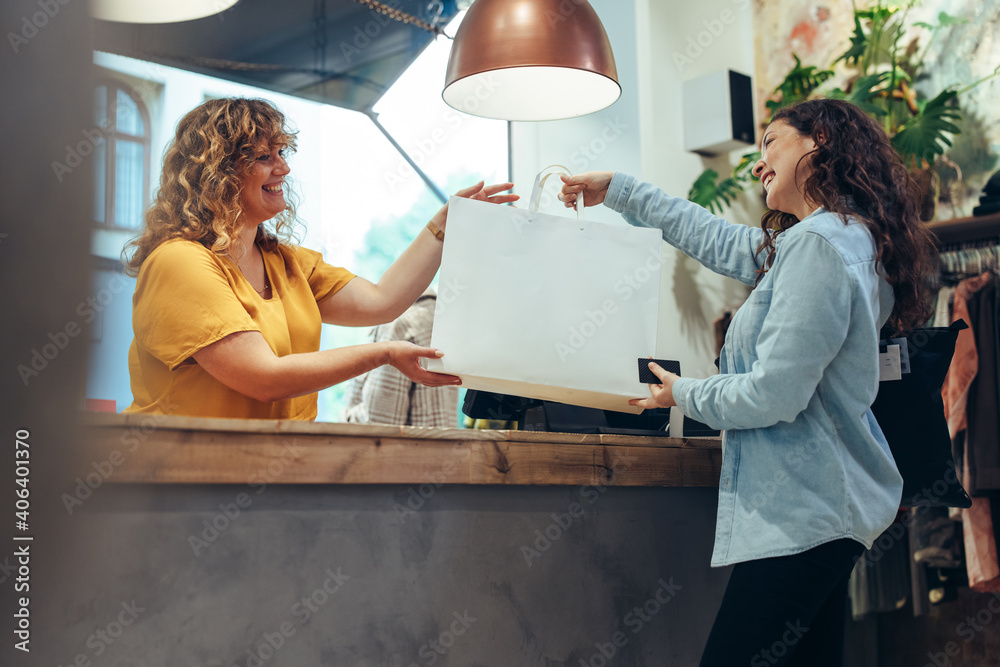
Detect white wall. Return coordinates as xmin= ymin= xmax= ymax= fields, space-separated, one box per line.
xmin=511 ymin=0 xmax=764 ymax=387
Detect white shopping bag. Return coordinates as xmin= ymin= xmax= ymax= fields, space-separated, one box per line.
xmin=426 ymin=166 xmax=662 ymax=413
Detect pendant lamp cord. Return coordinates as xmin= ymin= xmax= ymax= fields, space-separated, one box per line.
xmin=312 ymin=0 xmax=327 ymax=72
xmin=350 ymin=0 xmax=447 ymax=36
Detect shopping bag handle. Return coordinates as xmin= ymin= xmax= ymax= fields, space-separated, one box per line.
xmin=529 ymin=165 xmax=585 ymax=219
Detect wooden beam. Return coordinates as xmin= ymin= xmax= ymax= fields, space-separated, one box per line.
xmin=80 ymin=414 xmax=722 ymax=487
xmin=926 ymin=211 xmax=1000 ymax=245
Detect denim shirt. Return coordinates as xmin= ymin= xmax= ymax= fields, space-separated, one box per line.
xmin=605 ymin=174 xmax=903 ymax=567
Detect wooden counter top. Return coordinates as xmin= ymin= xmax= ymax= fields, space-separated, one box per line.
xmin=81 ymin=414 xmax=722 ymax=487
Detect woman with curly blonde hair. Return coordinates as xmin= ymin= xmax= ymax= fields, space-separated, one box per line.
xmin=123 ymin=98 xmax=515 ymax=420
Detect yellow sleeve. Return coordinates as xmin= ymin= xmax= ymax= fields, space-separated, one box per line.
xmin=132 ymin=241 xmax=260 ymax=370
xmin=290 ymin=245 xmax=356 ymax=302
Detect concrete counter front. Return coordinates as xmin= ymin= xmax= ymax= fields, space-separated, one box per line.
xmin=58 ymin=415 xmax=730 ymax=666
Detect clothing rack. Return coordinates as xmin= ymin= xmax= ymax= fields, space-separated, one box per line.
xmin=878 ymin=214 xmax=1000 ymax=618
xmin=927 ymin=211 xmax=1000 ymax=246
xmin=930 ymin=213 xmax=1000 ymax=282
xmin=928 ymin=216 xmax=999 ymax=613
xmin=938 ymin=243 xmax=999 ymax=280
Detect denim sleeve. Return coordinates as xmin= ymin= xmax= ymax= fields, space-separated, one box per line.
xmin=603 ymin=173 xmax=766 ymax=286
xmin=670 ymin=231 xmax=853 ymax=430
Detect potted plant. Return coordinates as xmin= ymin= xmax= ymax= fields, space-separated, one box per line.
xmin=689 ymin=0 xmax=999 ymax=221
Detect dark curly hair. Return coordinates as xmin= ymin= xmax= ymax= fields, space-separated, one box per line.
xmin=123 ymin=98 xmax=300 ymax=276
xmin=753 ymin=98 xmax=937 ymax=332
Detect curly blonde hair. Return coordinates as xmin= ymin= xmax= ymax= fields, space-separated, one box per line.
xmin=124 ymin=98 xmax=300 ymax=275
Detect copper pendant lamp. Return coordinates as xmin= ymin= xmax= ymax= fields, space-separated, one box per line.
xmin=443 ymin=0 xmax=621 ymax=121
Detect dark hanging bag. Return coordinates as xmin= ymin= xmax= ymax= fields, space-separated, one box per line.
xmin=871 ymin=320 xmax=973 ymax=508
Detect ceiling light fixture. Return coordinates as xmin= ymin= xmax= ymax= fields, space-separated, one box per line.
xmin=90 ymin=0 xmax=240 ymax=24
xmin=443 ymin=0 xmax=620 ymax=121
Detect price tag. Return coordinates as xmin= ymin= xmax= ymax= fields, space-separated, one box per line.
xmin=879 ymin=344 xmax=902 ymax=382
xmin=887 ymin=337 xmax=910 ymax=375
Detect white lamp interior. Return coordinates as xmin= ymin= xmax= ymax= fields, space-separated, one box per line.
xmin=444 ymin=66 xmax=622 ymax=121
xmin=90 ymin=0 xmax=239 ymax=23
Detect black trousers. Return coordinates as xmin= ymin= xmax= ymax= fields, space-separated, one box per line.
xmin=699 ymin=538 xmax=865 ymax=667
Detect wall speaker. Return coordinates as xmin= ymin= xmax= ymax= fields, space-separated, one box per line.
xmin=682 ymin=70 xmax=755 ymax=156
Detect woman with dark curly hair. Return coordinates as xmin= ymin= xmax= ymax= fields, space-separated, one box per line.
xmin=123 ymin=97 xmax=515 ymax=420
xmin=560 ymin=99 xmax=936 ymax=666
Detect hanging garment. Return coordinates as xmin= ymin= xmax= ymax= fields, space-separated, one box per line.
xmin=942 ymin=272 xmax=992 ymax=436
xmin=931 ymin=249 xmax=1000 ymax=604
xmin=932 ymin=286 xmax=955 ymax=328
xmin=966 ymin=275 xmax=1000 ymax=495
xmin=849 ymin=518 xmax=911 ymax=619
xmin=871 ymin=321 xmax=972 ymax=508
xmin=958 ymin=273 xmax=1000 ymax=593
xmin=962 ymin=451 xmax=1000 ymax=593
xmin=912 ymin=506 xmax=964 ymax=568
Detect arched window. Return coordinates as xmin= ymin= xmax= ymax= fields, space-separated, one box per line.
xmin=93 ymin=82 xmax=150 ymax=230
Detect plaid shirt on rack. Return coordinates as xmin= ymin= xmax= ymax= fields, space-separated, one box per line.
xmin=342 ymin=293 xmax=458 ymax=427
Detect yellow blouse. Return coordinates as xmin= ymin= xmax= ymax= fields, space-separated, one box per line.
xmin=124 ymin=238 xmax=355 ymax=420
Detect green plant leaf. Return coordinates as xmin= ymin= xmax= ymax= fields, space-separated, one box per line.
xmin=688 ymin=169 xmax=745 ymax=215
xmin=734 ymin=151 xmax=762 ymax=182
xmin=891 ymin=88 xmax=963 ymax=167
xmin=688 ymin=169 xmax=720 ymax=210
xmin=914 ymin=13 xmax=967 ymax=35
xmin=836 ymin=15 xmax=868 ymax=66
xmin=766 ymin=55 xmax=835 ymax=120
xmin=890 ymin=65 xmax=911 ymax=82
xmin=827 ymin=72 xmax=892 ymax=118
xmin=856 ymin=5 xmax=896 ymax=24
xmin=937 ymin=11 xmax=968 ymax=28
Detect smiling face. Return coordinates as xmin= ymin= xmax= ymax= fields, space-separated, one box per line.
xmin=238 ymin=144 xmax=290 ymax=227
xmin=752 ymin=119 xmax=818 ymax=221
